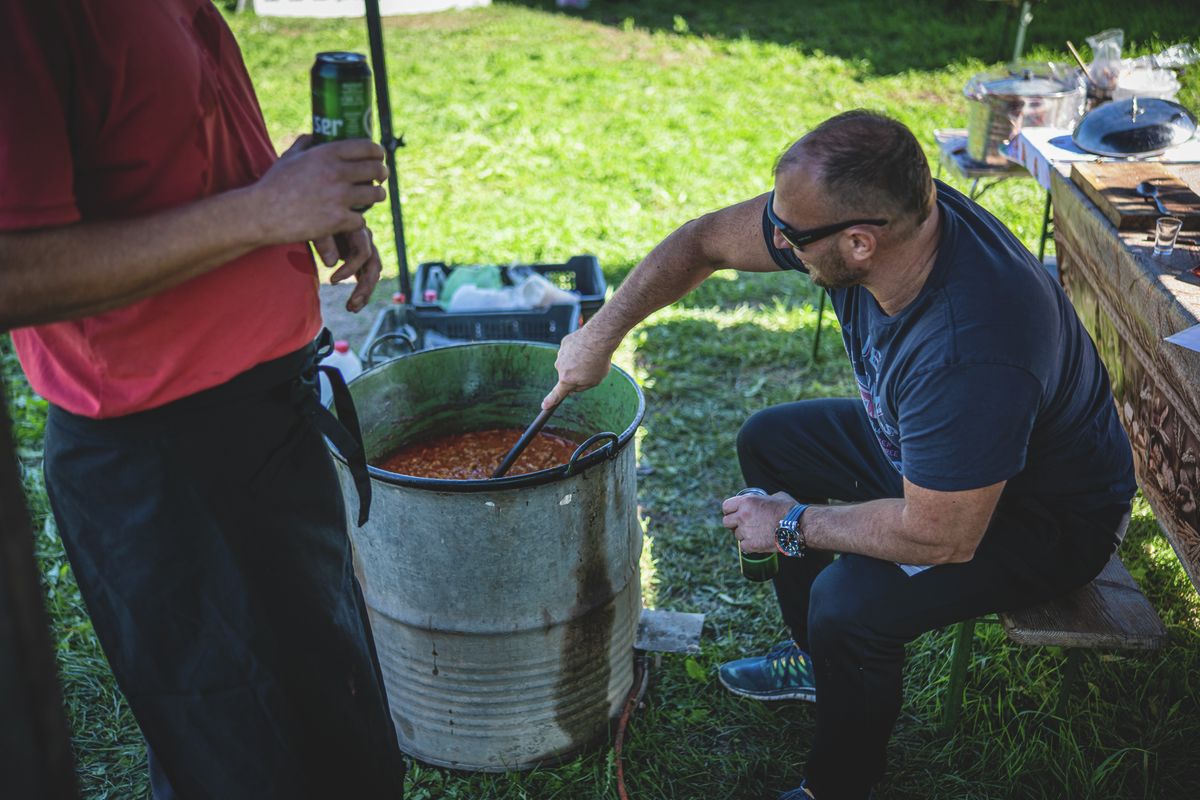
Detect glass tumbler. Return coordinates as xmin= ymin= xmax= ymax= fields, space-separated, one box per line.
xmin=1154 ymin=216 xmax=1183 ymax=257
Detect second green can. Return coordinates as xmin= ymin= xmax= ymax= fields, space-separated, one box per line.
xmin=735 ymin=487 xmax=779 ymax=582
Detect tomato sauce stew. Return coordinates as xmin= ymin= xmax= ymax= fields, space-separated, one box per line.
xmin=374 ymin=428 xmax=582 ymax=480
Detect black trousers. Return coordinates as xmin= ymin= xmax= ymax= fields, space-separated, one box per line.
xmin=737 ymin=399 xmax=1127 ymax=800
xmin=43 ymin=346 xmax=405 ymax=799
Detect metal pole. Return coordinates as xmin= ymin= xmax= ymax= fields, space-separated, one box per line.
xmin=1012 ymin=1 xmax=1033 ymax=64
xmin=364 ymin=0 xmax=412 ymax=300
xmin=940 ymin=617 xmax=976 ymax=735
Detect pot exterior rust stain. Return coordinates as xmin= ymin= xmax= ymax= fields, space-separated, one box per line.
xmin=553 ymin=470 xmax=617 ymax=751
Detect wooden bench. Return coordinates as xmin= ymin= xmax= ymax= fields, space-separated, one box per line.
xmin=940 ymin=547 xmax=1169 ymax=734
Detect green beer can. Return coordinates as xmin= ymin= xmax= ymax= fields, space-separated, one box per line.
xmin=311 ymin=52 xmax=373 ymax=143
xmin=735 ymin=487 xmax=779 ymax=582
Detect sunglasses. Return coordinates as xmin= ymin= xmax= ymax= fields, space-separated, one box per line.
xmin=766 ymin=190 xmax=888 ymax=250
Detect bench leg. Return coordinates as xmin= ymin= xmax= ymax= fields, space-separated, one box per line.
xmin=1037 ymin=190 xmax=1053 ymax=264
xmin=1055 ymin=648 xmax=1082 ymax=723
xmin=811 ymin=291 xmax=826 ymax=363
xmin=941 ymin=618 xmax=976 ymax=735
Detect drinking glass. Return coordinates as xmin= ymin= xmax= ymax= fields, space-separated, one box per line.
xmin=1154 ymin=216 xmax=1183 ymax=257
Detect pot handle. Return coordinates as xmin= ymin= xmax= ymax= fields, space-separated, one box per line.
xmin=564 ymin=432 xmax=619 ymax=476
xmin=364 ymin=332 xmax=417 ymax=368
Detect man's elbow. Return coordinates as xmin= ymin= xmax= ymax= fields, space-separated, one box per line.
xmin=924 ymin=529 xmax=986 ymax=564
xmin=930 ymin=544 xmax=978 ymax=565
xmin=906 ymin=524 xmax=984 ymax=565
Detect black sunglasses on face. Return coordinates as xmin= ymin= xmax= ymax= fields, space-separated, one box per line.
xmin=766 ymin=190 xmax=888 ymax=250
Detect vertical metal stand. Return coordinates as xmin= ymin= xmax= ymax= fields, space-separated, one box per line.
xmin=1011 ymin=1 xmax=1033 ymax=64
xmin=811 ymin=291 xmax=826 ymax=363
xmin=1037 ymin=190 xmax=1053 ymax=264
xmin=1054 ymin=648 xmax=1081 ymax=724
xmin=364 ymin=0 xmax=412 ymax=301
xmin=941 ymin=618 xmax=976 ymax=735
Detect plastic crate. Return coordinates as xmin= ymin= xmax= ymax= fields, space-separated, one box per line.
xmin=363 ymin=301 xmax=582 ymax=364
xmin=410 ymin=255 xmax=606 ymax=321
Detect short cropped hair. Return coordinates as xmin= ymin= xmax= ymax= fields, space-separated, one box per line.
xmin=776 ymin=110 xmax=934 ymax=229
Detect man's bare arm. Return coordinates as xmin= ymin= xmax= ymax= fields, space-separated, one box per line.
xmin=544 ymin=193 xmax=780 ymax=407
xmin=0 ymin=137 xmax=387 ymax=330
xmin=801 ymin=479 xmax=1005 ymax=564
xmin=723 ymin=478 xmax=1006 ymax=565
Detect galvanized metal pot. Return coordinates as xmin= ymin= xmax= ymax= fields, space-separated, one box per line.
xmin=329 ymin=342 xmax=644 ymax=771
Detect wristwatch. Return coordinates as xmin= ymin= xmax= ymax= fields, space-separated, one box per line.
xmin=775 ymin=503 xmax=809 ymax=558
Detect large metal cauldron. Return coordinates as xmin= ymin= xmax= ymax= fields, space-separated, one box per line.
xmin=330 ymin=341 xmax=644 ymax=771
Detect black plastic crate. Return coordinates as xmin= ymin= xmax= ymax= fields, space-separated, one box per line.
xmin=363 ymin=301 xmax=582 ymax=364
xmin=410 ymin=254 xmax=606 ymax=321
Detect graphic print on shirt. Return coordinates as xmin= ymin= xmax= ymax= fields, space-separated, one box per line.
xmin=852 ymin=338 xmax=903 ymax=473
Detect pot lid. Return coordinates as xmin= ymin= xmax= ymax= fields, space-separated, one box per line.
xmin=965 ymin=66 xmax=1080 ymax=100
xmin=1072 ymin=97 xmax=1197 ymax=158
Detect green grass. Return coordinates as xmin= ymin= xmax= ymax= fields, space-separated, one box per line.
xmin=6 ymin=1 xmax=1200 ymax=797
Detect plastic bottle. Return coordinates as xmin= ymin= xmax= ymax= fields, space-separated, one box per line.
xmin=422 ymin=264 xmax=447 ymax=306
xmin=319 ymin=340 xmax=363 ymax=406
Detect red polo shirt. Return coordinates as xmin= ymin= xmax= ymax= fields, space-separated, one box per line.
xmin=0 ymin=0 xmax=322 ymax=418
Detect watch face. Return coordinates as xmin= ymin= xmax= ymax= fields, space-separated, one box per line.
xmin=775 ymin=523 xmax=803 ymax=558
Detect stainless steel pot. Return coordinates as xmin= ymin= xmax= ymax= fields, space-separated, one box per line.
xmin=965 ymin=64 xmax=1086 ymax=166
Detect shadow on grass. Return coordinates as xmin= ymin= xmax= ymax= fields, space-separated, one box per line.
xmin=498 ymin=0 xmax=1200 ymax=76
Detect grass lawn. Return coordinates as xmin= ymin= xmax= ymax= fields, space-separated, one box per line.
xmin=5 ymin=1 xmax=1200 ymax=797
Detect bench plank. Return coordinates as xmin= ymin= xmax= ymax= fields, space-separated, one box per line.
xmin=999 ymin=554 xmax=1168 ymax=650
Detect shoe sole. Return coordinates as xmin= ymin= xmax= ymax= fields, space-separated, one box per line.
xmin=718 ymin=672 xmax=816 ymax=702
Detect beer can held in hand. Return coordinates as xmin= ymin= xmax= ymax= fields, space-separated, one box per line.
xmin=311 ymin=52 xmax=373 ymax=143
xmin=735 ymin=487 xmax=779 ymax=582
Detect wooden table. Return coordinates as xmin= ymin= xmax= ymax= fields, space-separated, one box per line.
xmin=1051 ymin=168 xmax=1200 ymax=595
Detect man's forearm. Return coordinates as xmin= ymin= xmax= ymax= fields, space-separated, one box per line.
xmin=584 ymin=219 xmax=717 ymax=349
xmin=802 ymin=500 xmax=974 ymax=565
xmin=0 ymin=187 xmax=265 ymax=329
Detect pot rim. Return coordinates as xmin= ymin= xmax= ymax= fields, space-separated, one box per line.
xmin=332 ymin=340 xmax=646 ymax=492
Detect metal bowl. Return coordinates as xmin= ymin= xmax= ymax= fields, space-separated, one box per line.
xmin=1072 ymin=97 xmax=1197 ymax=158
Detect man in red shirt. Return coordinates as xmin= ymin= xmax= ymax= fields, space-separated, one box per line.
xmin=0 ymin=2 xmax=406 ymax=797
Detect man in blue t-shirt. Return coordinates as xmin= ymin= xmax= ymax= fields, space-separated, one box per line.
xmin=543 ymin=110 xmax=1135 ymax=800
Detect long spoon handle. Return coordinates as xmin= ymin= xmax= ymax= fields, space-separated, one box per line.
xmin=492 ymin=404 xmax=559 ymax=478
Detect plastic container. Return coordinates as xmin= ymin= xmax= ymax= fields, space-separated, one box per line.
xmin=362 ymin=302 xmax=582 ymax=364
xmin=1113 ymin=67 xmax=1181 ymax=102
xmin=319 ymin=340 xmax=363 ymax=405
xmin=411 ymin=255 xmax=607 ymax=321
xmin=1086 ymin=29 xmax=1124 ymax=95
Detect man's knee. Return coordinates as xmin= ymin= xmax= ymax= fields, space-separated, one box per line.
xmin=736 ymin=407 xmax=777 ymax=469
xmin=806 ymin=557 xmax=899 ymax=650
xmin=808 ymin=561 xmax=865 ymax=647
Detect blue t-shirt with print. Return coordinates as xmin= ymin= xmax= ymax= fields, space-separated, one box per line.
xmin=762 ymin=180 xmax=1135 ymax=510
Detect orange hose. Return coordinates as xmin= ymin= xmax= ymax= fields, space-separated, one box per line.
xmin=615 ymin=657 xmax=648 ymax=800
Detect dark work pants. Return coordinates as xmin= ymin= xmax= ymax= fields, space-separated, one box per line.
xmin=737 ymin=399 xmax=1127 ymax=800
xmin=43 ymin=347 xmax=405 ymax=800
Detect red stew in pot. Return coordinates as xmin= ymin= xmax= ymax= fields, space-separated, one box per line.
xmin=374 ymin=428 xmax=581 ymax=479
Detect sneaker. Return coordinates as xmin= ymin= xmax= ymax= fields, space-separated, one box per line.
xmin=718 ymin=640 xmax=816 ymax=702
xmin=778 ymin=781 xmax=816 ymax=800
xmin=779 ymin=779 xmax=874 ymax=799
